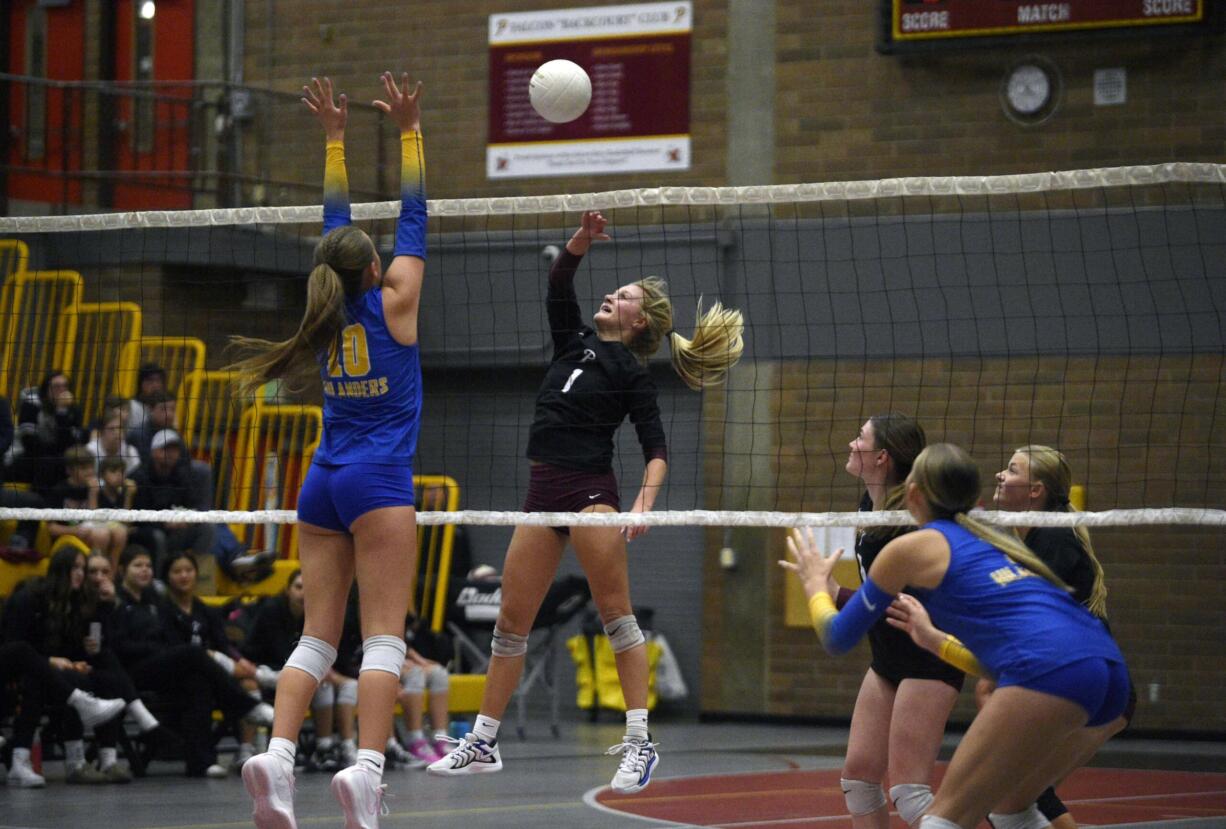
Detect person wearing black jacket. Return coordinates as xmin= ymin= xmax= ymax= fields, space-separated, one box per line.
xmin=430 ymin=212 xmax=744 ymax=796
xmin=0 ymin=394 xmax=47 ymax=556
xmin=0 ymin=547 xmax=138 ymax=783
xmin=111 ymin=545 xmax=273 ymax=777
xmin=11 ymin=372 xmax=88 ymax=496
xmin=163 ymin=551 xmax=266 ymax=769
xmin=128 ymin=429 xmax=209 ymax=562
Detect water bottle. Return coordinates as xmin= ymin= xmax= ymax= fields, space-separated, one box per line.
xmin=449 ymin=718 xmax=471 ymax=739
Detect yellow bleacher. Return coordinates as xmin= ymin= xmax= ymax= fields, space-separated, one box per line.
xmin=116 ymin=335 xmax=206 ymax=406
xmin=0 ymin=269 xmax=83 ymax=406
xmin=0 ymin=239 xmax=29 ymax=282
xmin=71 ymin=302 xmax=142 ymax=424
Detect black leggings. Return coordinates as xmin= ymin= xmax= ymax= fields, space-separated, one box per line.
xmin=128 ymin=645 xmax=257 ymax=776
xmin=1 ymin=643 xmax=125 ymax=751
xmin=2 ymin=642 xmax=75 ymax=750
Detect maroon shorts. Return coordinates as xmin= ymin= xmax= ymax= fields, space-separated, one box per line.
xmin=523 ymin=462 xmax=620 ymax=534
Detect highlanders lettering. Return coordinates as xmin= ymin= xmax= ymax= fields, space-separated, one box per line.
xmin=989 ymin=565 xmax=1035 ymax=587
xmin=322 ymin=377 xmax=391 ymax=398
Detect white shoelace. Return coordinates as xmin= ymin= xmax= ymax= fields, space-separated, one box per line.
xmin=605 ymin=738 xmax=658 ymax=777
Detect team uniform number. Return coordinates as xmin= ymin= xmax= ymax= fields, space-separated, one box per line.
xmin=328 ymin=324 xmax=371 ymax=378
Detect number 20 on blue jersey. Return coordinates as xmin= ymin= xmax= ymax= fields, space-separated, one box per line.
xmin=328 ymin=324 xmax=371 ymax=378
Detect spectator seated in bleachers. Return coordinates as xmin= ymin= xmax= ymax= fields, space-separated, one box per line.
xmin=128 ymin=388 xmax=176 ymax=461
xmin=0 ymin=393 xmax=46 ymax=559
xmin=7 ymin=371 xmax=88 ymax=497
xmin=161 ymin=551 xmax=266 ymax=772
xmin=45 ymin=446 xmax=129 ymax=566
xmin=1 ymin=547 xmax=144 ymax=784
xmin=129 ymin=429 xmax=213 ymax=566
xmin=124 ymin=363 xmax=167 ymax=447
xmin=391 ymin=613 xmax=453 ymax=768
xmin=109 ymin=544 xmax=273 ymax=778
xmin=85 ymin=405 xmax=141 ymax=478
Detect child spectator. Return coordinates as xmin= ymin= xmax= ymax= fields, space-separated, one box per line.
xmin=86 ymin=408 xmax=141 ymax=477
xmin=46 ymin=446 xmax=128 ymax=562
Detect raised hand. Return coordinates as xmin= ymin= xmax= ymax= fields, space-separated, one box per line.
xmin=373 ymin=71 xmax=423 ymax=133
xmin=567 ymin=210 xmax=611 ymax=255
xmin=302 ymin=76 xmax=348 ymax=142
xmin=779 ymin=526 xmax=843 ymax=598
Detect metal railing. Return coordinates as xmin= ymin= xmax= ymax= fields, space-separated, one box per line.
xmin=0 ymin=73 xmax=397 ymax=213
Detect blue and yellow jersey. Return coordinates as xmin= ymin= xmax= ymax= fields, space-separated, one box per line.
xmin=914 ymin=519 xmax=1123 ymax=682
xmin=314 ymin=289 xmax=422 ymax=466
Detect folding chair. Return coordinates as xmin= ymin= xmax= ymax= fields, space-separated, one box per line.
xmin=447 ymin=574 xmax=590 ymax=738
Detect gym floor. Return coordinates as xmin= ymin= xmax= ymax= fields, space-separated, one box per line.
xmin=4 ymin=720 xmax=1224 ymax=828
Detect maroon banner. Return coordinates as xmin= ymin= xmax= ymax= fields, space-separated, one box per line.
xmin=488 ymin=35 xmax=690 ymax=144
xmin=891 ymin=0 xmax=1203 ymax=41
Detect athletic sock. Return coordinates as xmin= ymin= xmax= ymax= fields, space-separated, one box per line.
xmin=268 ymin=736 xmax=296 ymax=772
xmin=473 ymin=714 xmax=500 ymax=744
xmin=625 ymin=708 xmax=649 ymax=741
xmin=356 ymin=749 xmax=384 ymax=778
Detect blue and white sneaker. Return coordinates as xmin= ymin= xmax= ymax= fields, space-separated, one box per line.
xmin=427 ymin=734 xmax=502 ymax=776
xmin=606 ymin=735 xmax=659 ymax=794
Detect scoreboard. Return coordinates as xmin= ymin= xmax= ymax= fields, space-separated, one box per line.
xmin=887 ymin=0 xmax=1204 ymax=45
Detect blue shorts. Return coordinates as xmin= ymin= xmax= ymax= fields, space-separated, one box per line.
xmin=1001 ymin=657 xmax=1132 ymax=727
xmin=297 ymin=462 xmax=415 ymax=533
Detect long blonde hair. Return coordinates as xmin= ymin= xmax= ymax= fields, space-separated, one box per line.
xmin=633 ymin=277 xmax=744 ymax=390
xmin=910 ymin=443 xmax=1071 ymax=593
xmin=227 ymin=225 xmax=374 ymax=397
xmin=1017 ymin=444 xmax=1108 ymax=618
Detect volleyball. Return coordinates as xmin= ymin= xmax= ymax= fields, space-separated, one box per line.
xmin=529 ymin=59 xmax=592 ymax=123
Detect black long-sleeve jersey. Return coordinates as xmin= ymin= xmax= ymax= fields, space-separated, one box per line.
xmin=524 ymin=248 xmax=667 ymax=473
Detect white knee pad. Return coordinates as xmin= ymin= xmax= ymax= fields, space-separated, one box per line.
xmin=400 ymin=665 xmax=425 ymax=694
xmin=284 ymin=636 xmax=337 ymax=683
xmin=604 ymin=615 xmax=646 ymax=654
xmin=312 ymin=681 xmax=335 ymax=708
xmin=335 ymin=676 xmax=358 ymax=706
xmin=425 ymin=665 xmax=449 ymax=694
xmin=987 ymin=806 xmax=1050 ymax=829
xmin=360 ymin=635 xmax=408 ymax=678
xmin=920 ymin=817 xmax=964 ymax=829
xmin=841 ymin=778 xmax=887 ymax=816
xmin=891 ymin=783 xmax=934 ymax=827
xmin=491 ymin=626 xmax=528 ymax=658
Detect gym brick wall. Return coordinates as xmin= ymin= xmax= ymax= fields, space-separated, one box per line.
xmin=237 ymin=2 xmax=1224 ymax=204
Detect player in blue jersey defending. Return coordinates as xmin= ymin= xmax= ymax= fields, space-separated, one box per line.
xmin=781 ymin=443 xmax=1130 ymax=829
xmin=230 ymin=73 xmax=426 ymax=829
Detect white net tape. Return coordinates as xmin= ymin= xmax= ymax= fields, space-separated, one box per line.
xmin=2 ymin=507 xmax=1224 ymax=528
xmin=1 ymin=162 xmax=1222 ymax=232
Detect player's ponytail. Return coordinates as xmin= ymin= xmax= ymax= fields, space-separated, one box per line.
xmin=911 ymin=443 xmax=1072 ymax=593
xmin=228 ymin=225 xmax=372 ymax=397
xmin=630 ymin=277 xmax=744 ymax=391
xmin=1017 ymin=444 xmax=1108 ymax=618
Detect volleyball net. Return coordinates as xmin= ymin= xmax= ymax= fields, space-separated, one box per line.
xmin=1 ymin=162 xmax=1224 ymax=536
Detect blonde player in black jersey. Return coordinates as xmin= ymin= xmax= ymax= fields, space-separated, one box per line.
xmin=430 ymin=211 xmax=744 ymax=794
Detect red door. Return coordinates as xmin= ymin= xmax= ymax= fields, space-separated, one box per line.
xmin=5 ymin=0 xmax=86 ymax=207
xmin=111 ymin=0 xmax=195 ymax=210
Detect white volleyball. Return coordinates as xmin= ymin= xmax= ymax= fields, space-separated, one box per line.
xmin=529 ymin=59 xmax=592 ymax=124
